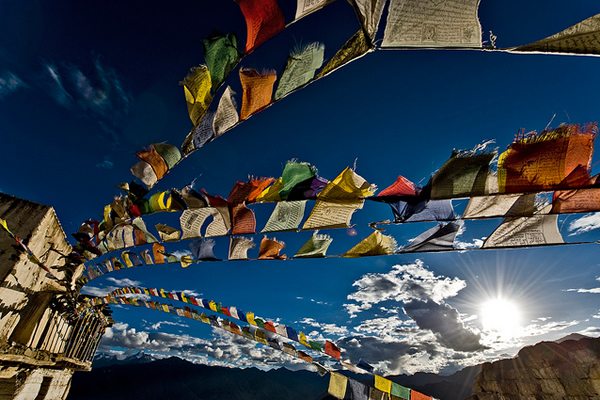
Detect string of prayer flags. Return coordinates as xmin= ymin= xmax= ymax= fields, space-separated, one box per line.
xmin=274 ymin=42 xmax=325 ymax=101
xmin=293 ymin=232 xmax=333 ymax=258
xmin=235 ymin=0 xmax=285 ymax=54
xmin=343 ymin=230 xmax=397 ymax=257
xmin=328 ymin=372 xmax=349 ymax=399
xmin=482 ymin=206 xmax=564 ymax=248
xmin=348 ymin=0 xmax=387 ymax=40
xmin=213 ymin=86 xmax=239 ymax=137
xmin=205 ymin=207 xmax=231 ymax=237
xmin=180 ymin=65 xmax=213 ymax=126
xmin=231 ymin=203 xmax=256 ymax=235
xmin=317 ymin=29 xmax=371 ymax=78
xmin=382 ymin=0 xmax=482 ymax=48
xmin=401 ymin=221 xmax=461 ymax=252
xmin=228 ymin=236 xmax=256 ymax=260
xmin=155 ymin=224 xmax=181 ymax=242
xmin=239 ymin=68 xmax=277 ymax=119
xmin=512 ymin=14 xmax=600 ymax=56
xmin=189 ymin=239 xmax=219 ymax=261
xmin=257 ymin=236 xmax=286 ymax=260
xmin=463 ymin=193 xmax=536 ymax=219
xmin=180 ymin=208 xmax=213 ymax=240
xmin=430 ymin=150 xmax=495 ymax=199
xmin=261 ymin=200 xmax=307 ymax=232
xmin=498 ymin=123 xmax=597 ymax=193
xmin=202 ymin=33 xmax=241 ymax=93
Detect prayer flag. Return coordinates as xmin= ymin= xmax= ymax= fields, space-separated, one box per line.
xmin=213 ymin=86 xmax=239 ymax=137
xmin=498 ymin=124 xmax=597 ymax=193
xmin=179 ymin=255 xmax=194 ymax=268
xmin=377 ymin=175 xmax=418 ymax=197
xmin=299 ymin=332 xmax=309 ymax=347
xmin=401 ymin=221 xmax=460 ymax=253
xmin=463 ymin=194 xmax=536 ymax=219
xmin=255 ymin=329 xmax=268 ymax=345
xmin=483 ymin=207 xmax=564 ymax=248
xmin=180 ymin=208 xmax=213 ymax=240
xmin=235 ymin=0 xmax=285 ymax=54
xmin=228 ymin=236 xmax=255 ymax=260
xmin=239 ymin=68 xmax=277 ymax=119
xmin=391 ymin=382 xmax=412 ymax=400
xmin=294 ymin=233 xmax=333 ymax=258
xmin=409 ymin=390 xmax=431 ymax=400
xmin=258 ymin=236 xmax=286 ymax=260
xmin=155 ymin=224 xmax=181 ymax=242
xmin=231 ymin=203 xmax=256 ymax=235
xmin=552 ymin=188 xmax=600 ymax=214
xmin=261 ymin=200 xmax=307 ymax=232
xmin=136 ymin=145 xmax=168 ymax=182
xmin=374 ymin=375 xmax=392 ymax=393
xmin=152 ymin=142 xmax=181 ymax=170
xmin=286 ymin=326 xmax=299 ymax=342
xmin=343 ymin=231 xmax=397 ymax=257
xmin=131 ymin=161 xmax=158 ymax=190
xmin=348 ymin=0 xmax=387 ymax=39
xmin=430 ymin=151 xmax=494 ymax=199
xmin=132 ymin=217 xmax=159 ymax=243
xmin=382 ymin=0 xmax=482 ymax=48
xmin=152 ymin=243 xmax=166 ymax=264
xmin=295 ymin=0 xmax=334 ymax=20
xmin=328 ymin=372 xmax=348 ymax=399
xmin=347 ymin=379 xmax=370 ymax=400
xmin=513 ymin=14 xmax=600 ymax=56
xmin=368 ymin=387 xmax=389 ymax=400
xmin=390 ymin=198 xmax=455 ymax=223
xmin=121 ymin=251 xmax=134 ymax=268
xmin=180 ymin=65 xmax=213 ymax=126
xmin=202 ymin=33 xmax=240 ymax=92
xmin=189 ymin=239 xmax=218 ymax=261
xmin=325 ymin=340 xmax=341 ymax=359
xmin=282 ymin=342 xmax=297 ymax=356
xmin=274 ymin=42 xmax=325 ymax=100
xmin=141 ymin=249 xmax=154 ymax=265
xmin=357 ymin=359 xmax=374 ymax=373
xmin=297 ymin=351 xmax=312 ymax=363
xmin=318 ymin=29 xmax=371 ymax=78
xmin=256 ymin=178 xmax=284 ymax=202
xmin=205 ymin=206 xmax=231 ymax=237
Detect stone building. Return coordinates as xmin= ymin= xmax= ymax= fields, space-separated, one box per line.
xmin=0 ymin=194 xmax=111 ymax=399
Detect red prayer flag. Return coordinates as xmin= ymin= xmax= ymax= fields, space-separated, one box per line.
xmin=235 ymin=0 xmax=285 ymax=54
xmin=325 ymin=340 xmax=341 ymax=359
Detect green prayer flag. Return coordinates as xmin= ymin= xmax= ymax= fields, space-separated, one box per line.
xmin=202 ymin=33 xmax=240 ymax=92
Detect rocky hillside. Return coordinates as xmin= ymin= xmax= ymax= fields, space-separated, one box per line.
xmin=468 ymin=336 xmax=600 ymax=399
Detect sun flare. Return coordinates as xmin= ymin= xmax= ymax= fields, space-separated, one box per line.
xmin=481 ymin=298 xmax=522 ymax=339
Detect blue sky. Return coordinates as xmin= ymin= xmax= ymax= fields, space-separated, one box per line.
xmin=1 ymin=0 xmax=600 ymax=375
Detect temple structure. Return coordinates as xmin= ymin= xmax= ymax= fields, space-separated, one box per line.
xmin=0 ymin=194 xmax=111 ymax=400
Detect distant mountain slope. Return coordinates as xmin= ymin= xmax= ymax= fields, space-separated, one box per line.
xmin=68 ymin=357 xmax=330 ymax=400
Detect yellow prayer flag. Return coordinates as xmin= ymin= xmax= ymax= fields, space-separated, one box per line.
xmin=200 ymin=313 xmax=210 ymax=324
xmin=0 ymin=217 xmax=9 ymax=233
xmin=180 ymin=65 xmax=213 ymax=126
xmin=255 ymin=178 xmax=283 ymax=202
xmin=328 ymin=372 xmax=348 ymax=399
xmin=246 ymin=312 xmax=257 ymax=326
xmin=180 ymin=255 xmax=194 ymax=268
xmin=374 ymin=375 xmax=392 ymax=394
xmin=103 ymin=204 xmax=113 ymax=230
xmin=209 ymin=300 xmax=218 ymax=312
xmin=121 ymin=252 xmax=134 ymax=268
xmin=299 ymin=332 xmax=310 ymax=347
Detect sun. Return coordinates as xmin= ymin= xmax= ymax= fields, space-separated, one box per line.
xmin=480 ymin=298 xmax=522 ymax=339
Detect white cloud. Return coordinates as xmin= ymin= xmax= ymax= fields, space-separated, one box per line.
xmin=150 ymin=320 xmax=190 ymax=330
xmin=520 ymin=319 xmax=580 ymax=337
xmin=106 ymin=277 xmax=142 ymax=287
xmin=0 ymin=71 xmax=25 ymax=99
xmin=297 ymin=318 xmax=348 ymax=337
xmin=568 ymin=213 xmax=600 ymax=236
xmin=344 ymin=260 xmax=466 ymax=316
